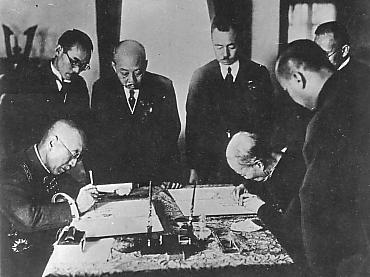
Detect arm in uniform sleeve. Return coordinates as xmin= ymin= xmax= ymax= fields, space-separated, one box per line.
xmin=0 ymin=177 xmax=72 ymax=233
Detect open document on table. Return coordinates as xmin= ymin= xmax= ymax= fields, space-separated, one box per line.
xmin=168 ymin=185 xmax=264 ymax=216
xmin=73 ymin=199 xmax=163 ymax=238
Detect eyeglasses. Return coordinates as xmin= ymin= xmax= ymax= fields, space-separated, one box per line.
xmin=326 ymin=49 xmax=339 ymax=58
xmin=57 ymin=136 xmax=82 ymax=162
xmin=64 ymin=51 xmax=90 ymax=72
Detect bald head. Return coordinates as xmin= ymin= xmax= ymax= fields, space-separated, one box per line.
xmin=226 ymin=131 xmax=274 ymax=181
xmin=113 ymin=40 xmax=146 ymax=62
xmin=112 ymin=40 xmax=148 ymax=89
xmin=39 ymin=119 xmax=85 ymax=175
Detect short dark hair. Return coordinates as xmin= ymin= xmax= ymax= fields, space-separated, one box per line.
xmin=211 ymin=15 xmax=239 ymax=34
xmin=315 ymin=21 xmax=350 ymax=47
xmin=276 ymin=39 xmax=335 ymax=80
xmin=58 ymin=29 xmax=93 ymax=53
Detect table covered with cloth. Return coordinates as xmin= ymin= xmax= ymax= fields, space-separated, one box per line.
xmin=43 ymin=185 xmax=300 ymax=277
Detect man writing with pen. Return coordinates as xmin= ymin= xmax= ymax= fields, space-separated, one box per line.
xmin=0 ymin=119 xmax=97 ymax=277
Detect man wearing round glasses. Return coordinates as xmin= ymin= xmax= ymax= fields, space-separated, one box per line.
xmin=0 ymin=119 xmax=96 ymax=277
xmin=0 ymin=29 xmax=93 ymax=166
xmin=314 ymin=21 xmax=370 ymax=92
xmin=1 ymin=29 xmax=92 ymax=103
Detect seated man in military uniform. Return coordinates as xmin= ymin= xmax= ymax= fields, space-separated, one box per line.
xmin=0 ymin=119 xmax=97 ymax=277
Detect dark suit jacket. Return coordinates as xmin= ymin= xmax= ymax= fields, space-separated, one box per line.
xmin=0 ymin=61 xmax=90 ymax=159
xmin=185 ymin=58 xmax=274 ymax=183
xmin=0 ymin=60 xmax=89 ymax=107
xmin=0 ymin=146 xmax=75 ymax=277
xmin=301 ymin=73 xmax=370 ymax=276
xmin=89 ymin=71 xmax=181 ymax=184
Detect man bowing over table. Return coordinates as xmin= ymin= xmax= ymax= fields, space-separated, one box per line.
xmin=89 ymin=40 xmax=181 ymax=184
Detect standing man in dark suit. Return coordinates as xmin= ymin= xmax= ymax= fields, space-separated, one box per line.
xmin=90 ymin=40 xmax=180 ymax=184
xmin=314 ymin=21 xmax=369 ymax=73
xmin=185 ymin=15 xmax=274 ymax=185
xmin=0 ymin=29 xmax=93 ymax=156
xmin=0 ymin=119 xmax=96 ymax=277
xmin=275 ymin=39 xmax=370 ymax=276
xmin=314 ymin=21 xmax=370 ymax=92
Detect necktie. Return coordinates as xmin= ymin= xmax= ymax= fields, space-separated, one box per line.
xmin=128 ymin=89 xmax=136 ymax=110
xmin=225 ymin=66 xmax=233 ymax=88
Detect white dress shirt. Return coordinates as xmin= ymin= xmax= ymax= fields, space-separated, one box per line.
xmin=219 ymin=60 xmax=239 ymax=82
xmin=50 ymin=62 xmax=70 ymax=91
xmin=338 ymin=57 xmax=350 ymax=71
xmin=124 ymin=87 xmax=139 ymax=114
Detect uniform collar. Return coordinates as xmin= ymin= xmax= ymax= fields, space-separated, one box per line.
xmin=50 ymin=61 xmax=71 ymax=83
xmin=33 ymin=144 xmax=51 ymax=174
xmin=23 ymin=145 xmax=52 ymax=183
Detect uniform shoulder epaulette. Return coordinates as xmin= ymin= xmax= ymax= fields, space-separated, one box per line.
xmin=20 ymin=162 xmax=33 ymax=183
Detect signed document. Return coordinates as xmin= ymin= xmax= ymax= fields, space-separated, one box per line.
xmin=169 ymin=185 xmax=264 ymax=216
xmin=73 ymin=199 xmax=163 ymax=238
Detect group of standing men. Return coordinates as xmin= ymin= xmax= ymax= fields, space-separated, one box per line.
xmin=0 ymin=13 xmax=370 ymax=277
xmin=228 ymin=21 xmax=370 ymax=277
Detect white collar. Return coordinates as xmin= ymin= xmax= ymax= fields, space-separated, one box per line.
xmin=34 ymin=144 xmax=51 ymax=174
xmin=219 ymin=60 xmax=239 ymax=82
xmin=50 ymin=61 xmax=71 ymax=83
xmin=124 ymin=87 xmax=139 ymax=114
xmin=338 ymin=57 xmax=350 ymax=71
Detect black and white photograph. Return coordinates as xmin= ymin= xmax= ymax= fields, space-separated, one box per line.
xmin=0 ymin=0 xmax=370 ymax=276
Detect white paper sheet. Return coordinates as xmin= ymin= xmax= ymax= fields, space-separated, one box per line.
xmin=169 ymin=186 xmax=264 ymax=216
xmin=96 ymin=183 xmax=132 ymax=195
xmin=73 ymin=199 xmax=163 ymax=237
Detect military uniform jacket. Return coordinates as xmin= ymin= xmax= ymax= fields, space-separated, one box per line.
xmin=185 ymin=58 xmax=274 ymax=183
xmin=0 ymin=146 xmax=73 ymax=276
xmin=89 ymin=71 xmax=181 ymax=184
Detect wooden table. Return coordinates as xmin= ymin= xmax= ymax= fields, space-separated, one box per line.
xmin=42 ymin=185 xmax=299 ymax=277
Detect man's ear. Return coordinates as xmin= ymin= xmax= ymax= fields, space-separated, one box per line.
xmin=55 ymin=45 xmax=63 ymax=57
xmin=293 ymin=72 xmax=307 ymax=89
xmin=49 ymin=135 xmax=58 ymax=150
xmin=255 ymin=160 xmax=264 ymax=170
xmin=341 ymin=44 xmax=350 ymax=59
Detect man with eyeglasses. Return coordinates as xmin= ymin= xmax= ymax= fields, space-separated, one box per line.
xmin=89 ymin=40 xmax=181 ymax=185
xmin=0 ymin=119 xmax=97 ymax=277
xmin=1 ymin=29 xmax=92 ymax=97
xmin=0 ymin=29 xmax=93 ymax=182
xmin=314 ymin=21 xmax=370 ymax=94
